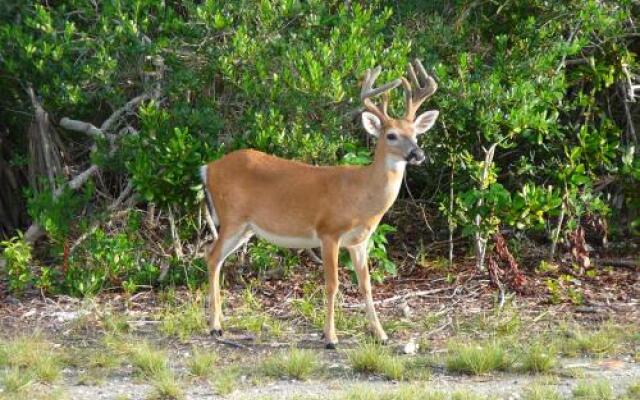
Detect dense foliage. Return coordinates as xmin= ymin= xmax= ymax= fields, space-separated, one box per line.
xmin=0 ymin=0 xmax=638 ymax=296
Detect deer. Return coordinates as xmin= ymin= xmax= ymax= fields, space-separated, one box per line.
xmin=200 ymin=60 xmax=439 ymax=348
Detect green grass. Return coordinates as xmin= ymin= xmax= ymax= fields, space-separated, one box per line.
xmin=347 ymin=342 xmax=406 ymax=381
xmin=291 ymin=287 xmax=366 ymax=333
xmin=213 ymin=366 xmax=240 ymax=396
xmin=522 ymin=383 xmax=562 ymax=400
xmin=445 ymin=341 xmax=511 ymax=375
xmin=102 ymin=311 xmax=131 ymax=334
xmin=0 ymin=367 xmax=32 ymax=393
xmin=573 ymin=379 xmax=614 ymax=400
xmin=340 ymin=386 xmax=494 ymax=400
xmin=519 ymin=341 xmax=557 ymax=374
xmin=0 ymin=336 xmax=63 ymax=383
xmin=558 ymin=323 xmax=625 ymax=357
xmin=626 ymin=380 xmax=640 ymax=400
xmin=147 ymin=370 xmax=184 ymax=400
xmin=261 ymin=348 xmax=319 ymax=380
xmin=341 ymin=386 xmax=445 ymax=400
xmin=187 ymin=347 xmax=218 ymax=378
xmin=127 ymin=341 xmax=169 ymax=377
xmin=159 ymin=296 xmax=208 ymax=341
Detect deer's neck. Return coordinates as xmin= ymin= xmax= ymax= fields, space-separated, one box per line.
xmin=362 ymin=144 xmax=406 ymax=212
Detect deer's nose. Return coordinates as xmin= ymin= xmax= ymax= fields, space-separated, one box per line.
xmin=406 ymin=148 xmax=426 ymax=164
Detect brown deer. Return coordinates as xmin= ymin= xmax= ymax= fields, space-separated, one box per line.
xmin=201 ymin=60 xmax=438 ymax=348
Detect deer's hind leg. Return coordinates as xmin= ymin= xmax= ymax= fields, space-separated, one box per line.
xmin=206 ymin=222 xmax=252 ymax=336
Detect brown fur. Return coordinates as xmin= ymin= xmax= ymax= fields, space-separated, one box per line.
xmin=202 ymin=62 xmax=438 ymax=347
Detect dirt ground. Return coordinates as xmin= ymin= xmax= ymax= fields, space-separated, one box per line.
xmin=0 ymin=263 xmax=638 ymax=399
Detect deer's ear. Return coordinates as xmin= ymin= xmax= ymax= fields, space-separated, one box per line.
xmin=361 ymin=111 xmax=382 ymax=137
xmin=414 ymin=110 xmax=439 ymax=135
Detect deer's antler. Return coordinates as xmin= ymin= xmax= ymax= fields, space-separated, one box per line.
xmin=401 ymin=59 xmax=438 ymax=120
xmin=360 ymin=66 xmax=402 ymax=121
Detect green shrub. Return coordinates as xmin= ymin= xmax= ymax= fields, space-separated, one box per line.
xmin=0 ymin=234 xmax=33 ymax=294
xmin=65 ymin=228 xmax=158 ymax=297
xmin=1 ymin=0 xmax=638 ymax=297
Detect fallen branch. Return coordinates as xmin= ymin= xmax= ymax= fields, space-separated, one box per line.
xmin=25 ymin=165 xmax=100 ymax=244
xmin=24 ymin=92 xmax=150 ymax=245
xmin=59 ymin=118 xmax=116 ymax=142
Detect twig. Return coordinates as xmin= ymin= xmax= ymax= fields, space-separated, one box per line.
xmin=69 ymin=182 xmax=133 ymax=253
xmin=474 ymin=143 xmax=498 ymax=272
xmin=25 ymin=165 xmax=99 ymax=244
xmin=24 ymin=92 xmax=150 ymax=244
xmin=404 ymin=174 xmax=435 ymax=239
xmin=167 ymin=205 xmax=183 ymax=259
xmin=214 ymin=337 xmax=252 ymax=350
xmin=549 ymin=194 xmax=567 ymax=260
xmin=100 ymin=93 xmax=151 ymax=132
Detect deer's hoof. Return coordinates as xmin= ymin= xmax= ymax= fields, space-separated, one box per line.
xmin=325 ymin=342 xmax=338 ymax=350
xmin=210 ymin=329 xmax=223 ymax=337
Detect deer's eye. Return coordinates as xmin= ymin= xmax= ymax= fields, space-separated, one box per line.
xmin=386 ymin=133 xmax=398 ymax=141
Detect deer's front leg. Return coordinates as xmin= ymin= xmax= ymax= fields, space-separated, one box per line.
xmin=348 ymin=242 xmax=388 ymax=343
xmin=321 ymin=237 xmax=340 ymax=349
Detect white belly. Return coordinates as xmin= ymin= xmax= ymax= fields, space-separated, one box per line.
xmin=250 ymin=224 xmax=321 ymax=249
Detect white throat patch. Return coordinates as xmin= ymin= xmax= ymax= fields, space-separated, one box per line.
xmin=385 ymin=156 xmax=407 ymax=173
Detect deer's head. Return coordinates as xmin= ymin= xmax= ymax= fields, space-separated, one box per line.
xmin=360 ymin=60 xmax=439 ymax=165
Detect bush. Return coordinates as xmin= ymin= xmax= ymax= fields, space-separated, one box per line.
xmin=0 ymin=234 xmax=33 ymax=294
xmin=0 ymin=0 xmax=638 ymax=296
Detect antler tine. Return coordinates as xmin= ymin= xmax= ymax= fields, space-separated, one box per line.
xmin=403 ymin=59 xmax=438 ymax=120
xmin=360 ymin=66 xmax=402 ymax=121
xmin=413 ymin=59 xmax=437 ymax=99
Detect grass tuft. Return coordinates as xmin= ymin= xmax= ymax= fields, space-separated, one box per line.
xmin=147 ymin=370 xmax=184 ymax=400
xmin=519 ymin=342 xmax=557 ymax=374
xmin=445 ymin=341 xmax=511 ymax=375
xmin=102 ymin=311 xmax=131 ymax=334
xmin=0 ymin=336 xmax=63 ymax=384
xmin=573 ymin=379 xmax=614 ymax=400
xmin=0 ymin=367 xmax=32 ymax=393
xmin=127 ymin=341 xmax=169 ymax=377
xmin=213 ymin=366 xmax=240 ymax=396
xmin=625 ymin=380 xmax=640 ymax=399
xmin=187 ymin=347 xmax=218 ymax=378
xmin=261 ymin=348 xmax=318 ymax=380
xmin=159 ymin=296 xmax=208 ymax=341
xmin=347 ymin=342 xmax=406 ymax=381
xmin=559 ymin=323 xmax=625 ymax=357
xmin=522 ymin=383 xmax=562 ymax=400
